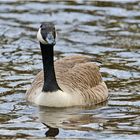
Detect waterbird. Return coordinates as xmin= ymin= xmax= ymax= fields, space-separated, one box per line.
xmin=26 ymin=22 xmax=108 ymax=107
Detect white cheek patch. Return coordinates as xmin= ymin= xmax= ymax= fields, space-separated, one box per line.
xmin=37 ymin=28 xmax=48 ymax=44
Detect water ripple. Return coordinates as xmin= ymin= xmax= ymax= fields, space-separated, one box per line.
xmin=0 ymin=0 xmax=140 ymax=139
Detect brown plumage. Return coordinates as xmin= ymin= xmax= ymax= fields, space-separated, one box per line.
xmin=26 ymin=55 xmax=108 ymax=106
xmin=26 ymin=22 xmax=108 ymax=107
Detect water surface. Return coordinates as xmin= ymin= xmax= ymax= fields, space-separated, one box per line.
xmin=0 ymin=0 xmax=140 ymax=139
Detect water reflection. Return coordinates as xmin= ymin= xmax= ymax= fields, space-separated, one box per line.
xmin=39 ymin=102 xmax=107 ymax=137
xmin=44 ymin=125 xmax=59 ymax=138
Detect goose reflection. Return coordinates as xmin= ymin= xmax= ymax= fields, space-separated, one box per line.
xmin=38 ymin=102 xmax=107 ymax=138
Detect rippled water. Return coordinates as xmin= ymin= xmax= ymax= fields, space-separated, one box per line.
xmin=0 ymin=0 xmax=140 ymax=139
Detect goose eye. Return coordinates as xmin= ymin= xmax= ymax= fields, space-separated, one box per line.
xmin=40 ymin=24 xmax=45 ymax=28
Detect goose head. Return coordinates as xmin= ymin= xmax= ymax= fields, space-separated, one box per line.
xmin=37 ymin=22 xmax=56 ymax=45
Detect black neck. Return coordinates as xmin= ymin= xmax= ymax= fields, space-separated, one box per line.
xmin=40 ymin=43 xmax=61 ymax=92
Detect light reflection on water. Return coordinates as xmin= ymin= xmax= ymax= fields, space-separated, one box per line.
xmin=0 ymin=0 xmax=140 ymax=139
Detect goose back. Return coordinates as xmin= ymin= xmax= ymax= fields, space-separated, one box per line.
xmin=26 ymin=55 xmax=108 ymax=106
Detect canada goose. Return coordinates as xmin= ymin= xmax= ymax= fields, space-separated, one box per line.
xmin=26 ymin=22 xmax=108 ymax=107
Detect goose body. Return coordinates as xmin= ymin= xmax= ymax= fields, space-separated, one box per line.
xmin=26 ymin=22 xmax=108 ymax=107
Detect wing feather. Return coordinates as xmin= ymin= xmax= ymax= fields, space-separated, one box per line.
xmin=26 ymin=55 xmax=108 ymax=104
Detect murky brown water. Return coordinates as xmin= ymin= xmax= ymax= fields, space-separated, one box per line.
xmin=0 ymin=0 xmax=140 ymax=139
